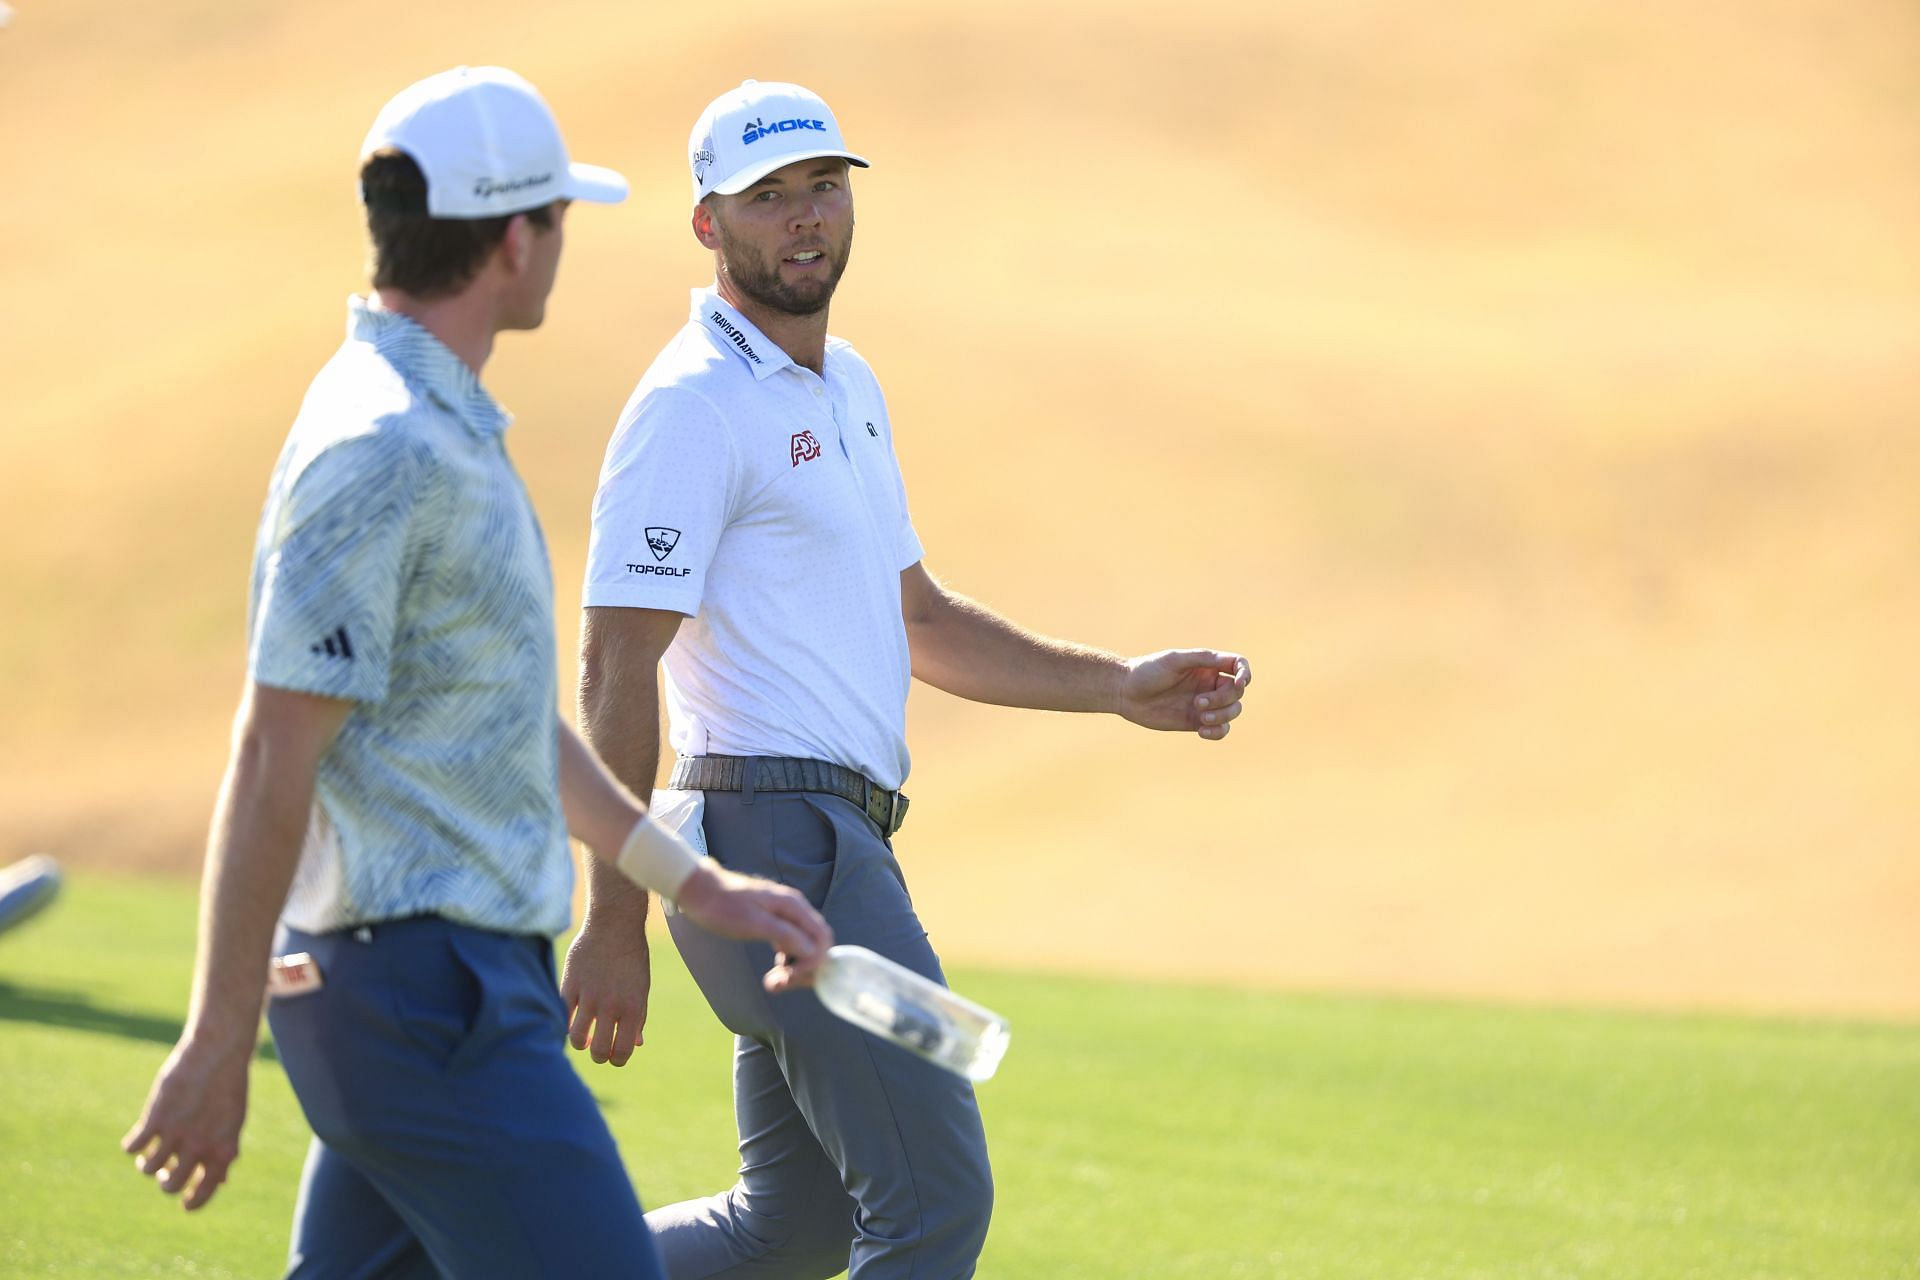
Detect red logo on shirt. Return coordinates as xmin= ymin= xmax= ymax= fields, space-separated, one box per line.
xmin=790 ymin=431 xmax=823 ymax=467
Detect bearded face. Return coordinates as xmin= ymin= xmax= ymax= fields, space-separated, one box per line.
xmin=713 ymin=207 xmax=854 ymax=317
xmin=704 ymin=159 xmax=856 ymax=317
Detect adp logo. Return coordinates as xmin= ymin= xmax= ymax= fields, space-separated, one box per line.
xmin=741 ymin=116 xmax=827 ymax=146
xmin=790 ymin=431 xmax=823 ymax=467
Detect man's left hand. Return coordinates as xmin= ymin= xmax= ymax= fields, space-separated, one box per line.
xmin=1118 ymin=649 xmax=1251 ymax=740
xmin=123 ymin=1034 xmax=252 ymax=1211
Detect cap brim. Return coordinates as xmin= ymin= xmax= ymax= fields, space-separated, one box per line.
xmin=708 ymin=150 xmax=870 ymax=198
xmin=564 ymin=161 xmax=630 ymax=205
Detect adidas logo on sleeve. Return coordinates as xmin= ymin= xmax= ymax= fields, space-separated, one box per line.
xmin=310 ymin=626 xmax=355 ymax=661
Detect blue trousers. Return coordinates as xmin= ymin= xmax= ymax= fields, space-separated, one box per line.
xmin=266 ymin=916 xmax=664 ymax=1279
xmin=646 ymin=790 xmax=994 ymax=1279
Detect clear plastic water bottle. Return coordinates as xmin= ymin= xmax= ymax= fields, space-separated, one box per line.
xmin=814 ymin=944 xmax=1011 ymax=1082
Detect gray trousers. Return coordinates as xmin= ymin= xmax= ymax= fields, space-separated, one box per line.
xmin=647 ymin=789 xmax=993 ymax=1279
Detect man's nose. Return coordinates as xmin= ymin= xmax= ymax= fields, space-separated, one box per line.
xmin=788 ymin=199 xmax=824 ymax=231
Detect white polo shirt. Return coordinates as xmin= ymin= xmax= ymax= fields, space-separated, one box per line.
xmin=583 ymin=287 xmax=923 ymax=790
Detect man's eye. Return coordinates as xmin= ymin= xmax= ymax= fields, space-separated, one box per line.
xmin=755 ymin=190 xmax=780 ymax=202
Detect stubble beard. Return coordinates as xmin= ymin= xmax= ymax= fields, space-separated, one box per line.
xmin=716 ymin=219 xmax=854 ymax=317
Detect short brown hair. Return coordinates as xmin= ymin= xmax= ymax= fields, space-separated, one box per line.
xmin=361 ymin=150 xmax=555 ymax=299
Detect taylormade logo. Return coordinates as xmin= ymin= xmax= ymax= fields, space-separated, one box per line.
xmin=473 ymin=173 xmax=554 ymax=199
xmin=741 ymin=116 xmax=827 ymax=146
xmin=709 ymin=310 xmax=764 ymax=364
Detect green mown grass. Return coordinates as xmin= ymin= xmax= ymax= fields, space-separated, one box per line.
xmin=2 ymin=876 xmax=1916 ymax=1278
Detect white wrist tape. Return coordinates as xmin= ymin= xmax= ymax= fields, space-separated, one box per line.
xmin=614 ymin=812 xmax=705 ymax=899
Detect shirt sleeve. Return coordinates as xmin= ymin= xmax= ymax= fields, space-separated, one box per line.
xmin=889 ymin=442 xmax=924 ymax=572
xmin=873 ymin=400 xmax=923 ymax=572
xmin=247 ymin=430 xmax=434 ymax=703
xmin=582 ymin=386 xmax=737 ymax=616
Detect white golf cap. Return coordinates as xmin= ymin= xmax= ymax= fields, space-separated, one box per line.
xmin=688 ymin=79 xmax=868 ymax=202
xmin=360 ymin=66 xmax=629 ymax=218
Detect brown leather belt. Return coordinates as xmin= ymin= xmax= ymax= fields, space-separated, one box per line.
xmin=668 ymin=754 xmax=909 ymax=837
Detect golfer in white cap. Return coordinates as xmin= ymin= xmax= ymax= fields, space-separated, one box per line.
xmin=567 ymin=79 xmax=1252 ymax=1277
xmin=121 ymin=66 xmax=831 ymax=1278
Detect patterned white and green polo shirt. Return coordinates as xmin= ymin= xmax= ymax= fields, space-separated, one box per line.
xmin=247 ymin=297 xmax=571 ymax=937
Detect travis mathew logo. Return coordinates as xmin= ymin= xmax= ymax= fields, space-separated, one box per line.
xmin=473 ymin=173 xmax=554 ymax=199
xmin=644 ymin=527 xmax=681 ymax=562
xmin=709 ymin=309 xmax=763 ymax=364
xmin=790 ymin=430 xmax=823 ymax=467
xmin=866 ymin=421 xmax=878 ymax=437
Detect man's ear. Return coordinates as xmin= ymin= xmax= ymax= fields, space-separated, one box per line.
xmin=691 ymin=200 xmax=722 ymax=251
xmin=501 ymin=212 xmax=535 ymax=275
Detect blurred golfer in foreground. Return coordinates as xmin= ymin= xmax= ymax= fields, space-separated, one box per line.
xmin=566 ymin=79 xmax=1252 ymax=1278
xmin=0 ymin=854 xmax=61 ymax=936
xmin=122 ymin=66 xmax=830 ymax=1278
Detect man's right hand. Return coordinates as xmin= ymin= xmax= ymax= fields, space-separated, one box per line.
xmin=561 ymin=921 xmax=654 ymax=1067
xmin=676 ymin=864 xmax=834 ymax=992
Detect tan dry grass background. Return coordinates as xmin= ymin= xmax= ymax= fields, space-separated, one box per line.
xmin=2 ymin=0 xmax=1916 ymax=1015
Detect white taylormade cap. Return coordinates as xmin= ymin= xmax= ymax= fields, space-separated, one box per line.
xmin=688 ymin=79 xmax=869 ymax=202
xmin=360 ymin=66 xmax=629 ymax=218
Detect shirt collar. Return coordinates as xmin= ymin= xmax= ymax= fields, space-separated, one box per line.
xmin=347 ymin=296 xmax=513 ymax=438
xmin=691 ymin=286 xmax=793 ymax=382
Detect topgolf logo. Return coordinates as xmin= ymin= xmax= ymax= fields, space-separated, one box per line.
xmin=644 ymin=527 xmax=681 ymax=562
xmin=741 ymin=116 xmax=827 ymax=146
